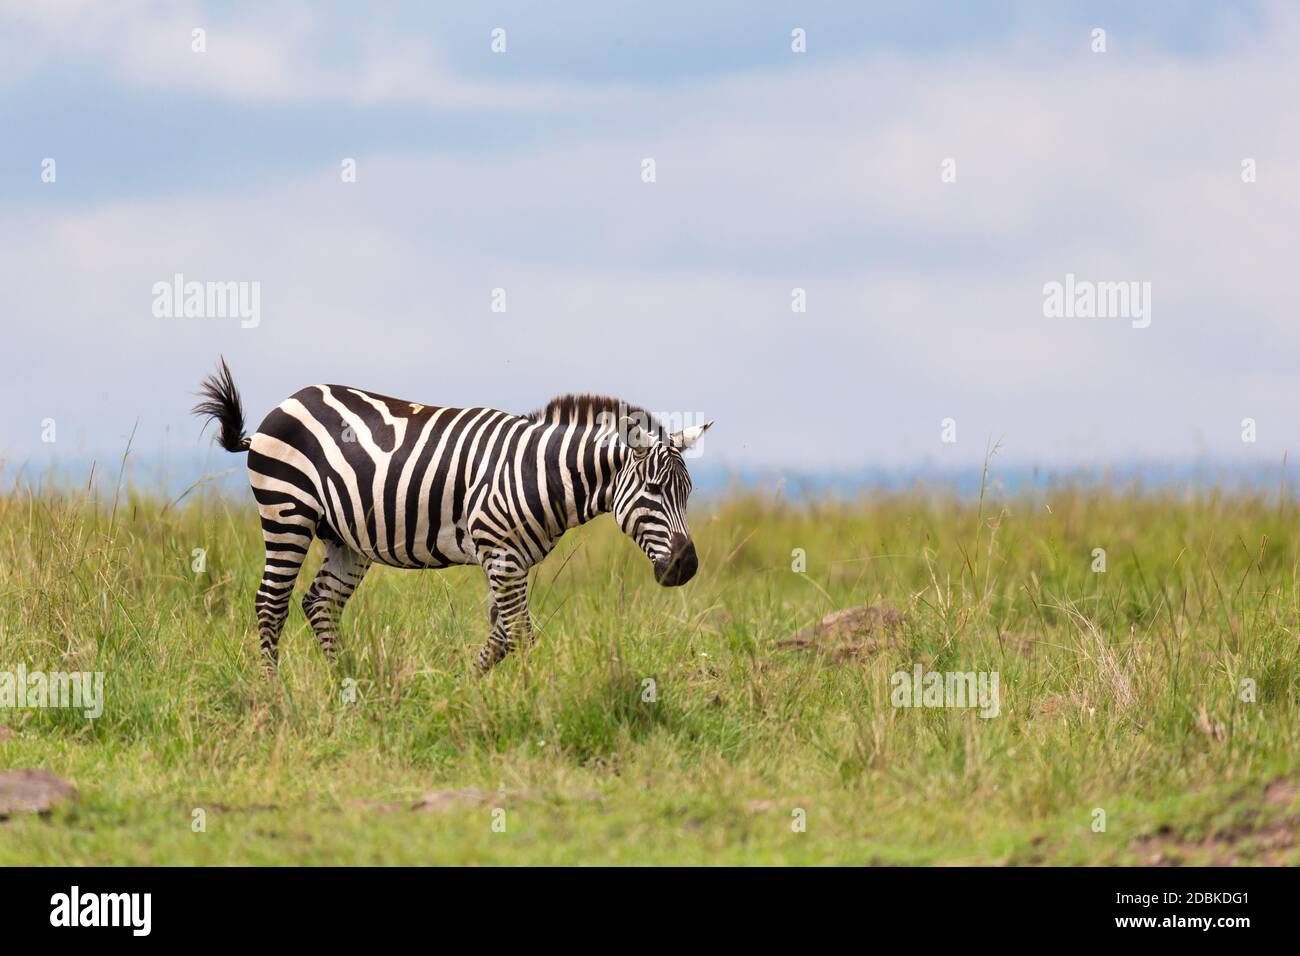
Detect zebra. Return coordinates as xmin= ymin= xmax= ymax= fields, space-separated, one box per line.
xmin=192 ymin=359 xmax=712 ymax=673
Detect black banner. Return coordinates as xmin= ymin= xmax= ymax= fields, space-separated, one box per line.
xmin=0 ymin=866 xmax=1279 ymax=941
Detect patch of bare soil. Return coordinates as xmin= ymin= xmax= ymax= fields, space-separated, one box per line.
xmin=997 ymin=632 xmax=1041 ymax=657
xmin=1264 ymin=779 xmax=1299 ymax=810
xmin=0 ymin=725 xmax=16 ymax=742
xmin=1033 ymin=693 xmax=1104 ymax=720
xmin=702 ymin=608 xmax=736 ymax=630
xmin=745 ymin=799 xmax=811 ymax=814
xmin=1130 ymin=778 xmax=1300 ymax=865
xmin=0 ymin=769 xmax=77 ymax=819
xmin=1195 ymin=704 xmax=1227 ymax=743
xmin=355 ymin=788 xmax=603 ymax=814
xmin=776 ymin=604 xmax=903 ymax=662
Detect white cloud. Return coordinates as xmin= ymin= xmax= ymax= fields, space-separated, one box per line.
xmin=0 ymin=0 xmax=619 ymax=109
xmin=4 ymin=2 xmax=1300 ymax=471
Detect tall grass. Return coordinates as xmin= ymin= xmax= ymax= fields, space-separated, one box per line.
xmin=0 ymin=483 xmax=1297 ymax=864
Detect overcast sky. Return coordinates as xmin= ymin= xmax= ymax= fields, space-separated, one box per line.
xmin=2 ymin=0 xmax=1298 ymax=477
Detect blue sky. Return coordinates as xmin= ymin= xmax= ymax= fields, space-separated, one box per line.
xmin=2 ymin=0 xmax=1297 ymax=478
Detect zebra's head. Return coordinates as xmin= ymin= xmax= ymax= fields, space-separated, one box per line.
xmin=612 ymin=416 xmax=713 ymax=587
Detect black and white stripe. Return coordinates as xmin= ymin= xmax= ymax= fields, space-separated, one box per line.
xmin=193 ymin=359 xmax=712 ymax=672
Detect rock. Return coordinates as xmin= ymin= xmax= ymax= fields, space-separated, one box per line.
xmin=0 ymin=769 xmax=77 ymax=818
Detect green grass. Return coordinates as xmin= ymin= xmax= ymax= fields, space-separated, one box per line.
xmin=1 ymin=482 xmax=1298 ymax=864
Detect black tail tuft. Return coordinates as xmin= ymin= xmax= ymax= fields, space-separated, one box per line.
xmin=193 ymin=356 xmax=250 ymax=453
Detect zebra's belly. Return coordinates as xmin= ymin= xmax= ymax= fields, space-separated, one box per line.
xmin=368 ymin=552 xmax=473 ymax=571
xmin=315 ymin=513 xmax=478 ymax=569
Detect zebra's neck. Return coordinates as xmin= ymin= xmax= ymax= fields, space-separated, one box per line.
xmin=530 ymin=419 xmax=628 ymax=534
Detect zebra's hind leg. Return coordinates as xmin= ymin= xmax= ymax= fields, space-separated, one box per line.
xmin=255 ymin=521 xmax=314 ymax=674
xmin=302 ymin=539 xmax=371 ymax=662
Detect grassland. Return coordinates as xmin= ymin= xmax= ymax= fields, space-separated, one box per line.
xmin=1 ymin=480 xmax=1298 ymax=865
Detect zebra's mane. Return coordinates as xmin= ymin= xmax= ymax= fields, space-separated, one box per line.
xmin=527 ymin=393 xmax=663 ymax=436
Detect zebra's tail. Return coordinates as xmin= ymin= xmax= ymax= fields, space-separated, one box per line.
xmin=193 ymin=356 xmax=251 ymax=453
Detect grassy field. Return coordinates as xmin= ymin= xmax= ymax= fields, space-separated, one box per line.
xmin=1 ymin=480 xmax=1298 ymax=865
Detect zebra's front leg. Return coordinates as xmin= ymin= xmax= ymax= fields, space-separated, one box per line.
xmin=476 ymin=561 xmax=532 ymax=674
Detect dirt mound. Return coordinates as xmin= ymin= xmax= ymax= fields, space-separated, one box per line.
xmin=777 ymin=604 xmax=903 ymax=661
xmin=0 ymin=769 xmax=77 ymax=819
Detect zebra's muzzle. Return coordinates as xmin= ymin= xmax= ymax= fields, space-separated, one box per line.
xmin=655 ymin=535 xmax=698 ymax=587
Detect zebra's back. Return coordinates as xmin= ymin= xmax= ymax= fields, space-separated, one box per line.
xmin=247 ymin=384 xmax=521 ymax=569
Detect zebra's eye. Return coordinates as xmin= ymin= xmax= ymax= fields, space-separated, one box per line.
xmin=644 ymin=481 xmax=663 ymax=495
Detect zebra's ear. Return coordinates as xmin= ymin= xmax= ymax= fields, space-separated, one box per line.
xmin=619 ymin=416 xmax=654 ymax=457
xmin=669 ymin=420 xmax=713 ymax=451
